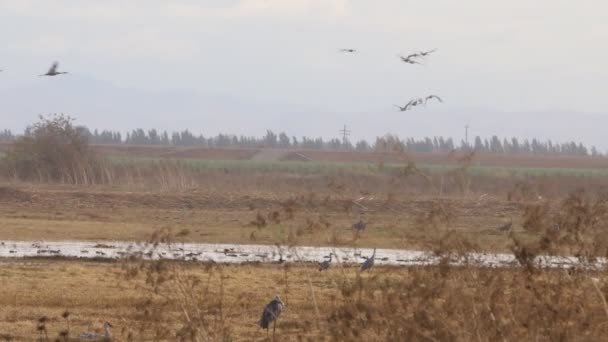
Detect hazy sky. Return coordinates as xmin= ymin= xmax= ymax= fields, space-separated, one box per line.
xmin=1 ymin=1 xmax=608 ymax=147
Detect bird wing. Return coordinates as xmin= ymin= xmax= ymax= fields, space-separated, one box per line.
xmin=427 ymin=95 xmax=443 ymax=103
xmin=48 ymin=62 xmax=58 ymax=74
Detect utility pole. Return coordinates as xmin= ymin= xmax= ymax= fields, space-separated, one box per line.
xmin=339 ymin=124 xmax=351 ymax=148
xmin=464 ymin=124 xmax=469 ymax=149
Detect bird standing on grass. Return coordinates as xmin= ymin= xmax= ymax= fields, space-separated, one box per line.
xmin=79 ymin=321 xmax=112 ymax=340
xmin=260 ymin=295 xmax=285 ymax=338
xmin=360 ymin=248 xmax=376 ymax=271
xmin=39 ymin=61 xmax=68 ymax=76
xmin=319 ymin=253 xmax=333 ymax=271
xmin=352 ymin=218 xmax=367 ymax=233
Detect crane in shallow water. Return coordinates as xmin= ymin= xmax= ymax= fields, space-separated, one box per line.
xmin=319 ymin=253 xmax=334 ymax=271
xmin=360 ymin=248 xmax=376 ymax=271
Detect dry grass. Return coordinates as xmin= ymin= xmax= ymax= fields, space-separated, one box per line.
xmin=2 ymin=145 xmax=608 ymax=340
xmin=0 ymin=184 xmax=541 ymax=252
xmin=0 ymin=259 xmax=607 ymax=341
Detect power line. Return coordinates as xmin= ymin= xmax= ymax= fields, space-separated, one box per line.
xmin=339 ymin=124 xmax=351 ymax=146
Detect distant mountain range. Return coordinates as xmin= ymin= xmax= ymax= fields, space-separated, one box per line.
xmin=2 ymin=75 xmax=608 ymax=151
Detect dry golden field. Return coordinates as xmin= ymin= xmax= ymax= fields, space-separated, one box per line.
xmin=2 ymin=144 xmax=608 ymax=341
xmin=1 ymin=259 xmax=608 ymax=341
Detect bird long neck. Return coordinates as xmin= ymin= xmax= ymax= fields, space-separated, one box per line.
xmin=372 ymin=249 xmax=376 ymax=258
xmin=104 ymin=325 xmax=110 ymax=338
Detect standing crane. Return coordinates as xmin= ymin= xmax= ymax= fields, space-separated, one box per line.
xmin=318 ymin=253 xmax=334 ymax=271
xmin=360 ymin=248 xmax=376 ymax=271
xmin=352 ymin=218 xmax=367 ymax=233
xmin=259 ymin=295 xmax=285 ymax=338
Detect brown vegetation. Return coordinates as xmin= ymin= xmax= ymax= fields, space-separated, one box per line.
xmin=2 ymin=118 xmax=608 ymax=340
xmin=0 ymin=257 xmax=607 ymax=341
xmin=1 ymin=115 xmax=106 ymax=185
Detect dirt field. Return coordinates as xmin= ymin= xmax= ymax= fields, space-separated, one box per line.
xmin=0 ymin=184 xmax=533 ymax=253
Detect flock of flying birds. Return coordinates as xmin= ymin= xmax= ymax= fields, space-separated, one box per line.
xmin=339 ymin=47 xmax=443 ymax=112
xmin=3 ymin=54 xmax=442 ymax=113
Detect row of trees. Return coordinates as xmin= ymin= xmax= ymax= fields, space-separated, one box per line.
xmin=0 ymin=129 xmax=14 ymax=141
xmin=0 ymin=127 xmax=601 ymax=156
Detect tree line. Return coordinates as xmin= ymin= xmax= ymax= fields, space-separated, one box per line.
xmin=0 ymin=127 xmax=601 ymax=156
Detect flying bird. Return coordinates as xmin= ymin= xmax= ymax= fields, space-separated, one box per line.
xmin=425 ymin=95 xmax=443 ymax=104
xmin=395 ymin=98 xmax=425 ymax=111
xmin=259 ymin=295 xmax=285 ymax=338
xmin=398 ymin=53 xmax=423 ymax=64
xmin=418 ymin=49 xmax=437 ymax=57
xmin=339 ymin=48 xmax=356 ymax=53
xmin=395 ymin=99 xmax=419 ymax=112
xmin=39 ymin=62 xmax=68 ymax=76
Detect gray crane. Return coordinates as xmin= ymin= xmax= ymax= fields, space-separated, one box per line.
xmin=394 ymin=99 xmax=415 ymax=112
xmin=259 ymin=295 xmax=285 ymax=338
xmin=418 ymin=49 xmax=437 ymax=57
xmin=352 ymin=218 xmax=367 ymax=233
xmin=79 ymin=321 xmax=112 ymax=340
xmin=360 ymin=248 xmax=376 ymax=271
xmin=339 ymin=48 xmax=356 ymax=53
xmin=395 ymin=99 xmax=423 ymax=112
xmin=396 ymin=98 xmax=425 ymax=111
xmin=398 ymin=53 xmax=422 ymax=64
xmin=425 ymin=95 xmax=443 ymax=104
xmin=318 ymin=253 xmax=334 ymax=271
xmin=39 ymin=62 xmax=68 ymax=77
